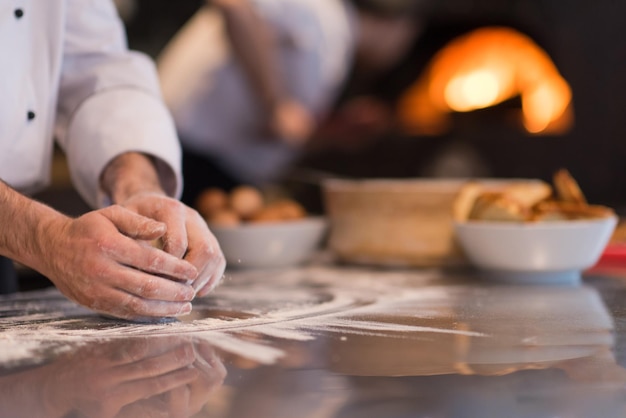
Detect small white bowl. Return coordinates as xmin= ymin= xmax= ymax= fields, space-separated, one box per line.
xmin=211 ymin=217 xmax=328 ymax=269
xmin=454 ymin=216 xmax=618 ymax=283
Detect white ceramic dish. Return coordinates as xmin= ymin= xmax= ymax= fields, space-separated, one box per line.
xmin=210 ymin=217 xmax=328 ymax=269
xmin=454 ymin=215 xmax=618 ymax=283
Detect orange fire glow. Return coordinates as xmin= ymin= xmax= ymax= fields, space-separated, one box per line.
xmin=399 ymin=26 xmax=574 ymax=135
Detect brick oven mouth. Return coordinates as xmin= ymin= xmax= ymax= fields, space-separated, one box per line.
xmin=397 ymin=25 xmax=574 ymax=138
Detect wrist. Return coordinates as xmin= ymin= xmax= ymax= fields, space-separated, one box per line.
xmin=100 ymin=152 xmax=165 ymax=204
xmin=0 ymin=181 xmax=69 ymax=274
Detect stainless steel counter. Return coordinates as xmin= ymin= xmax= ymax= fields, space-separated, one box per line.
xmin=2 ymin=263 xmax=626 ymax=417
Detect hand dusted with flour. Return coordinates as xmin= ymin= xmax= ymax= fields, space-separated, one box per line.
xmin=0 ymin=1 xmax=225 ymax=321
xmin=0 ymin=153 xmax=225 ymax=321
xmin=105 ymin=154 xmax=226 ymax=299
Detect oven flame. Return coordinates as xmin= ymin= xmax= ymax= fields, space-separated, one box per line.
xmin=400 ymin=26 xmax=574 ymax=135
xmin=444 ymin=69 xmax=503 ymax=111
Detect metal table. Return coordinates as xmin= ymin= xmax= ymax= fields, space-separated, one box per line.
xmin=1 ymin=262 xmax=626 ymax=417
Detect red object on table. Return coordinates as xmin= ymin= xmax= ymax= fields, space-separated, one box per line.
xmin=588 ymin=243 xmax=626 ymax=275
xmin=598 ymin=244 xmax=626 ymax=265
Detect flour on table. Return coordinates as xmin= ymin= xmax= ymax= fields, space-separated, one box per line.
xmin=0 ymin=266 xmax=487 ymax=366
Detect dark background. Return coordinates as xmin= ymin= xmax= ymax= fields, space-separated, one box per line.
xmin=44 ymin=0 xmax=626 ymax=214
xmin=22 ymin=0 xmax=626 ymax=290
xmin=121 ymin=0 xmax=626 ymax=208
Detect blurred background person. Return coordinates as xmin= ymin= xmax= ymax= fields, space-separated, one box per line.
xmin=157 ymin=0 xmax=424 ymax=208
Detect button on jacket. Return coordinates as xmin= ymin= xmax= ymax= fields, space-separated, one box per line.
xmin=0 ymin=0 xmax=182 ymax=208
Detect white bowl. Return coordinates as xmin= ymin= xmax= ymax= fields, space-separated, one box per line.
xmin=454 ymin=215 xmax=618 ymax=283
xmin=211 ymin=217 xmax=328 ymax=269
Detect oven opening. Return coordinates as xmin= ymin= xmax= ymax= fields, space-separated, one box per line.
xmin=398 ymin=26 xmax=574 ymax=137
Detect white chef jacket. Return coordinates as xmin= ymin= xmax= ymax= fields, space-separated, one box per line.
xmin=158 ymin=0 xmax=356 ymax=185
xmin=0 ymin=0 xmax=182 ymax=208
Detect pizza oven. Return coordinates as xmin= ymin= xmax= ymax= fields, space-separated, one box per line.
xmin=298 ymin=0 xmax=626 ymax=209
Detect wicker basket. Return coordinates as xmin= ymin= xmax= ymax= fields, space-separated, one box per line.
xmin=322 ymin=178 xmax=469 ymax=267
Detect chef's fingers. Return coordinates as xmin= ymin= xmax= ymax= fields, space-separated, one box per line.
xmin=101 ymin=205 xmax=167 ymax=241
xmin=102 ymin=233 xmax=198 ymax=282
xmin=86 ymin=274 xmax=195 ymax=320
xmin=150 ymin=199 xmax=189 ymax=259
xmin=98 ymin=204 xmax=199 ymax=281
xmin=195 ymin=261 xmax=225 ymax=297
xmin=183 ymin=211 xmax=226 ymax=296
xmin=113 ymin=267 xmax=196 ymax=303
xmin=194 ymin=244 xmax=227 ymax=297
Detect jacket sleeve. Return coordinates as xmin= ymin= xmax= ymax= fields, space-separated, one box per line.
xmin=54 ymin=0 xmax=182 ymax=208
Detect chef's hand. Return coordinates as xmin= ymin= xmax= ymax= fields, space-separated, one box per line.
xmin=119 ymin=192 xmax=226 ymax=298
xmin=40 ymin=205 xmax=200 ymax=321
xmin=101 ymin=152 xmax=226 ymax=299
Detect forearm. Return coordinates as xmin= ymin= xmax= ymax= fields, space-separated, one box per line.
xmin=212 ymin=0 xmax=286 ymax=110
xmin=0 ymin=181 xmax=68 ymax=271
xmin=100 ymin=152 xmax=166 ymax=204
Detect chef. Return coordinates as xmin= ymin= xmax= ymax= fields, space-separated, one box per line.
xmin=0 ymin=1 xmax=226 ymax=321
xmin=158 ymin=0 xmax=423 ymax=206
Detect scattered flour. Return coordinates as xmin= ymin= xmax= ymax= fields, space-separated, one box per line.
xmin=0 ymin=266 xmax=490 ymax=366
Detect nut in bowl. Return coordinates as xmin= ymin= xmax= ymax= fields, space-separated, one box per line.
xmin=196 ymin=186 xmax=328 ymax=269
xmin=453 ymin=170 xmax=618 ymax=283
